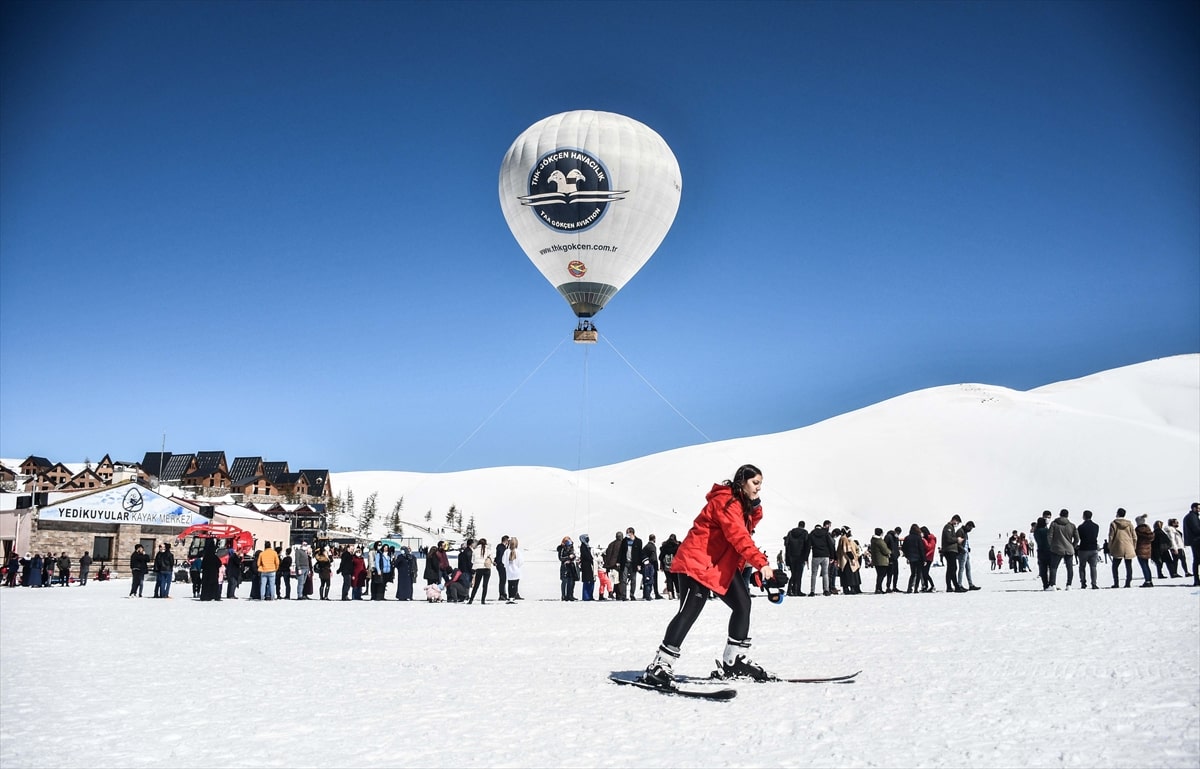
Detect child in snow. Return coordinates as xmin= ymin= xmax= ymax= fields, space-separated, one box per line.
xmin=597 ymin=564 xmax=613 ymax=600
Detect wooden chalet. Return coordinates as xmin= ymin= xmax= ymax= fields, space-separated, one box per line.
xmin=182 ymin=451 xmax=230 ymax=490
xmin=5 ymin=450 xmax=331 ymax=504
xmin=272 ymin=472 xmax=307 ymax=498
xmin=61 ymin=467 xmax=106 ymax=491
xmin=17 ymin=456 xmax=53 ymax=489
xmin=229 ymin=456 xmax=264 ymax=486
xmin=299 ymin=469 xmax=332 ymax=500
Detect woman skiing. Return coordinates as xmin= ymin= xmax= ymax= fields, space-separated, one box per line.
xmin=642 ymin=464 xmax=776 ymax=687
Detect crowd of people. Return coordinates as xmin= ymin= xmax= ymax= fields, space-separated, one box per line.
xmin=5 ymin=503 xmax=1197 ymax=603
xmin=776 ymin=516 xmax=982 ymax=596
xmin=1012 ymin=506 xmax=1200 ymax=590
xmin=3 ymin=549 xmax=103 ymax=588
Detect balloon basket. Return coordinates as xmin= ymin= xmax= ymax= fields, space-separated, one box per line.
xmin=573 ymin=322 xmax=598 ymax=344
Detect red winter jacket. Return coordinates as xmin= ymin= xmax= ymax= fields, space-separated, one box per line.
xmin=923 ymin=533 xmax=938 ymax=561
xmin=670 ymin=484 xmax=768 ymax=595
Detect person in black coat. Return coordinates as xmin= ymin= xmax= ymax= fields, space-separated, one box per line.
xmin=901 ymin=524 xmax=925 ymax=593
xmin=883 ymin=527 xmax=901 ymax=592
xmin=78 ymin=551 xmax=93 ymax=586
xmin=30 ymin=554 xmax=44 ymax=588
xmin=784 ymin=521 xmax=810 ymax=596
xmin=422 ymin=544 xmax=442 ymax=587
xmin=393 ymin=547 xmax=416 ymax=601
xmin=4 ymin=553 xmax=19 ymax=587
xmin=338 ymin=547 xmax=356 ymax=600
xmin=225 ymin=545 xmax=241 ymax=598
xmin=1183 ymin=503 xmax=1200 ymax=587
xmin=200 ymin=539 xmax=222 ymax=601
xmin=640 ymin=535 xmax=661 ymax=600
xmin=127 ymin=545 xmax=149 ymax=597
xmin=807 ymin=522 xmax=836 ymax=596
xmin=578 ymin=534 xmax=596 ymax=600
xmin=1077 ymin=510 xmax=1101 ymax=589
xmin=615 ymin=528 xmax=643 ymax=601
xmin=494 ymin=537 xmax=509 ymax=601
xmin=248 ymin=550 xmax=262 ymax=599
xmin=153 ymin=544 xmax=175 ymax=598
xmin=658 ymin=534 xmax=680 ymax=599
xmin=557 ymin=537 xmax=579 ymax=601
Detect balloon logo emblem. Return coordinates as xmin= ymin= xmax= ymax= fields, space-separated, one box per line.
xmin=518 ymin=149 xmax=626 ymax=233
xmin=568 ymin=260 xmax=587 ymax=278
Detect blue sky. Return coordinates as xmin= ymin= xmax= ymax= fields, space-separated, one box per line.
xmin=1 ymin=0 xmax=1197 ymax=473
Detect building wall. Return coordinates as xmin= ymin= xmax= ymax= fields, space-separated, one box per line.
xmin=31 ymin=518 xmax=190 ymax=576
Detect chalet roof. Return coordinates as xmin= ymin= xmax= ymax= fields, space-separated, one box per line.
xmin=262 ymin=462 xmax=288 ymax=483
xmin=300 ymin=470 xmax=329 ymax=490
xmin=231 ymin=475 xmax=269 ymax=490
xmin=24 ymin=456 xmax=52 ymax=469
xmin=229 ymin=457 xmax=262 ymax=484
xmin=246 ymin=502 xmax=285 ymax=513
xmin=141 ymin=452 xmax=172 ymax=477
xmin=274 ymin=472 xmax=301 ymax=486
xmin=64 ymin=467 xmax=104 ymax=487
xmin=193 ymin=451 xmax=227 ymax=476
xmin=160 ymin=453 xmax=195 ymax=482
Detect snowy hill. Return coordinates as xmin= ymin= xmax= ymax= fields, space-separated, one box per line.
xmin=334 ymin=354 xmax=1200 ymax=552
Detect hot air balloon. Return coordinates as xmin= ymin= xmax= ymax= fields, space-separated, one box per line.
xmin=499 ymin=110 xmax=682 ymax=343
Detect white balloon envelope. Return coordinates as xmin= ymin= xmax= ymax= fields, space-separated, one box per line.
xmin=499 ymin=110 xmax=682 ymax=330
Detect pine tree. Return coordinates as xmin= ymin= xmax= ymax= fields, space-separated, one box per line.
xmin=446 ymin=504 xmax=457 ymax=528
xmin=345 ymin=489 xmax=356 ymax=532
xmin=389 ymin=496 xmax=404 ymax=535
xmin=466 ymin=515 xmax=476 ymax=540
xmin=359 ymin=492 xmax=378 ymax=538
xmin=327 ymin=493 xmax=342 ymax=528
xmin=424 ymin=509 xmax=432 ymax=524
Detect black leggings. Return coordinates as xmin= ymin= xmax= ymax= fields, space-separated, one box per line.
xmin=662 ymin=574 xmax=751 ymax=649
xmin=470 ymin=569 xmax=490 ymax=601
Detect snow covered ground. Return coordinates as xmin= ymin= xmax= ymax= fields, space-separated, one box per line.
xmin=0 ymin=557 xmax=1197 ymax=769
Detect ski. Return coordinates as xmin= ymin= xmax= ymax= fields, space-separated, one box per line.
xmin=609 ymin=672 xmax=737 ymax=700
xmin=775 ymin=670 xmax=860 ymax=684
xmin=681 ymin=666 xmax=861 ymax=685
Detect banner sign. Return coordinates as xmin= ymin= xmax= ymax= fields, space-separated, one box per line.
xmin=37 ymin=485 xmax=211 ymax=528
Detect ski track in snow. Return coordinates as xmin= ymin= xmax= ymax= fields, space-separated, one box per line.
xmin=1 ymin=560 xmax=1197 ymax=768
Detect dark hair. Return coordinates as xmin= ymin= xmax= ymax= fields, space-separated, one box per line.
xmin=1083 ymin=510 xmax=1093 ymax=519
xmin=725 ymin=464 xmax=763 ymax=526
xmin=874 ymin=527 xmax=883 ymax=536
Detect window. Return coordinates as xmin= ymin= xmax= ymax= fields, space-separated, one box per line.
xmin=93 ymin=536 xmax=113 ymax=562
xmin=139 ymin=537 xmax=157 ymax=554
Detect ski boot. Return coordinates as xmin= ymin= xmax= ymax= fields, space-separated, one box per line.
xmin=714 ymin=637 xmax=777 ymax=681
xmin=640 ymin=643 xmax=680 ymax=689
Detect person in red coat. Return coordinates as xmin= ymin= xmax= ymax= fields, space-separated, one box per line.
xmin=642 ymin=464 xmax=776 ymax=687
